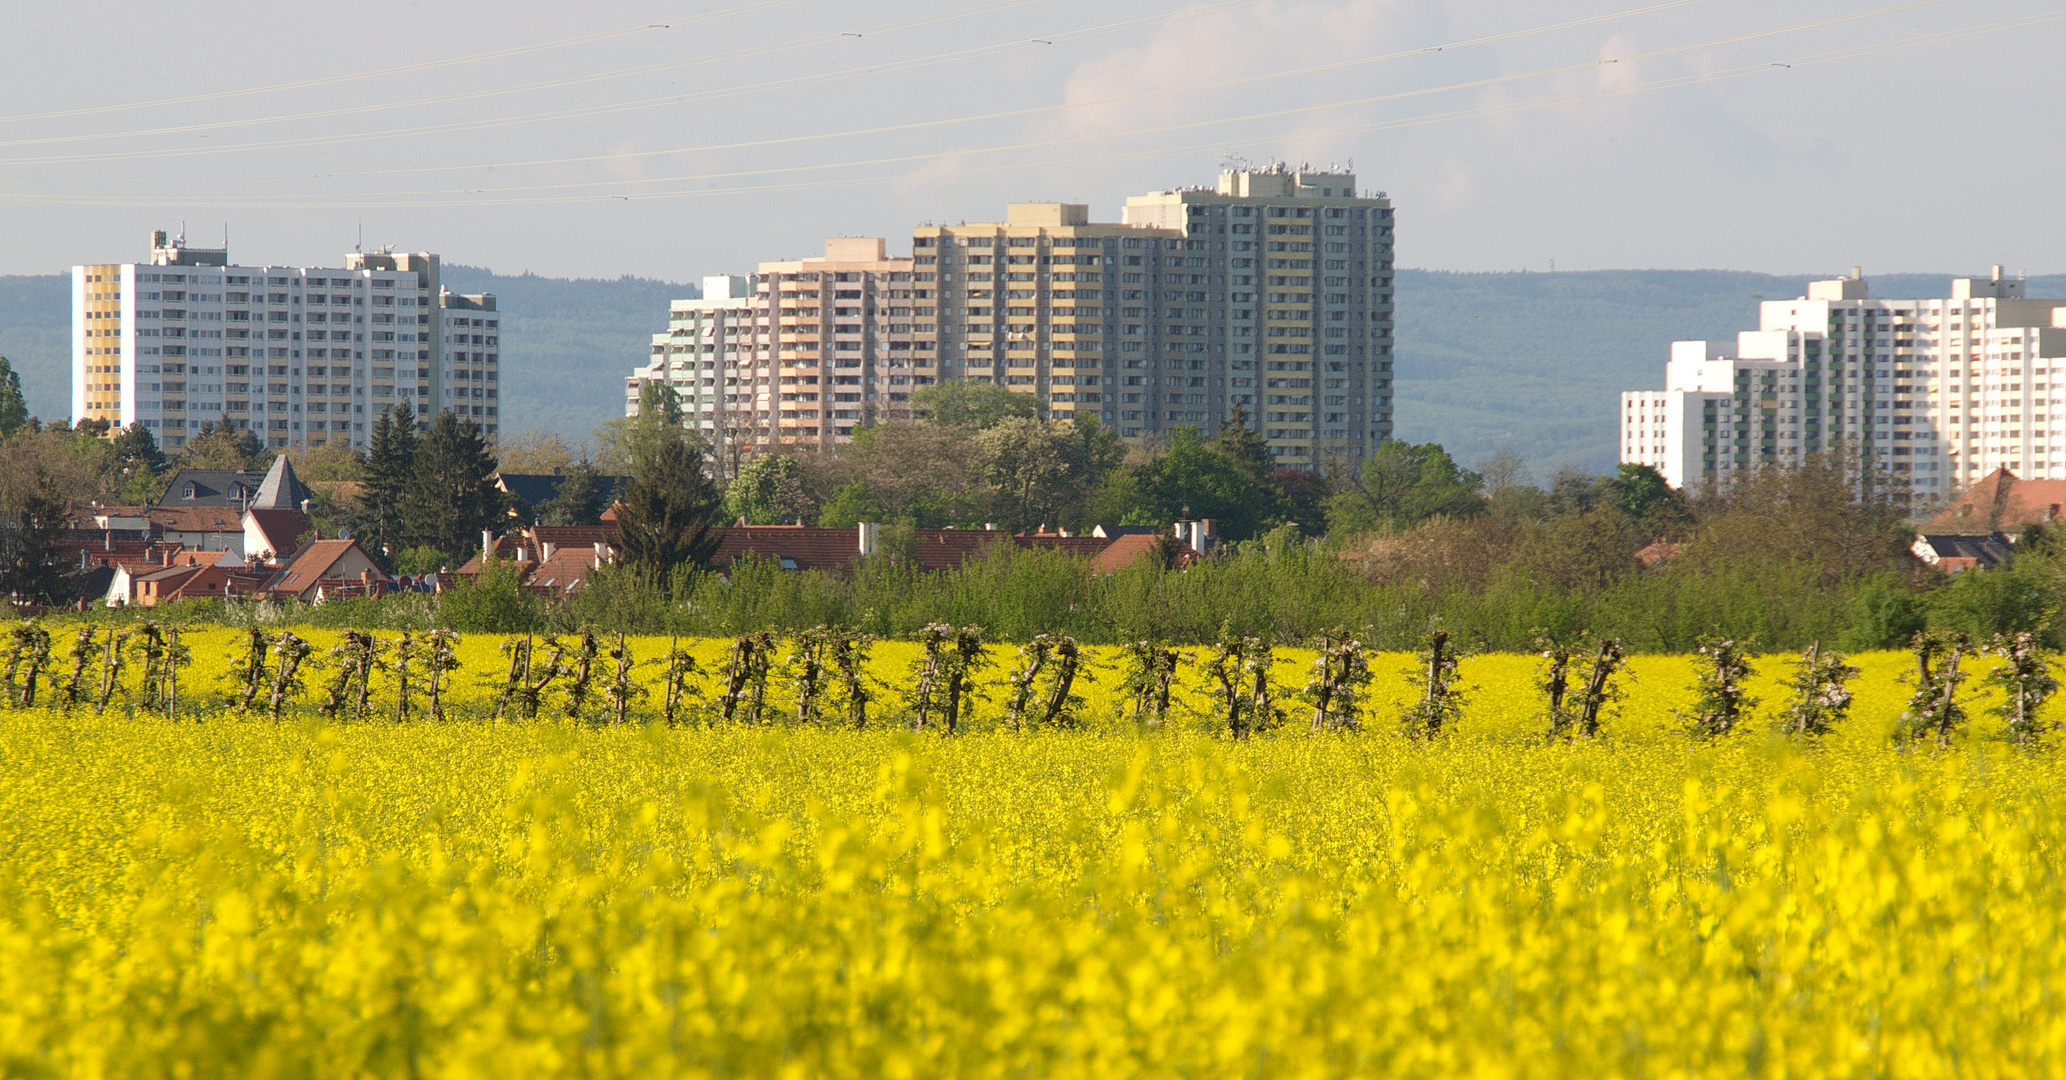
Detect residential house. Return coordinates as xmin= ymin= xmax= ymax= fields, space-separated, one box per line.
xmin=103 ymin=544 xmax=229 ymax=606
xmin=158 ymin=456 xmax=310 ymax=512
xmin=149 ymin=506 xmax=252 ymax=556
xmin=1912 ymin=533 xmax=2016 ymax=573
xmin=134 ymin=550 xmax=268 ymax=607
xmin=243 ymin=509 xmax=313 ymax=564
xmin=1921 ymin=469 xmax=2066 ymax=536
xmin=264 ymin=539 xmax=387 ymax=602
xmin=1090 ymin=532 xmax=1197 ymax=574
xmin=496 ymin=471 xmax=630 ymax=520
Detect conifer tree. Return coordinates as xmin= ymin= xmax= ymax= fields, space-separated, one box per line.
xmin=615 ymin=436 xmax=723 ymax=587
xmin=1215 ymin=401 xmax=1275 ymax=492
xmin=0 ymin=356 xmax=26 ymax=437
xmin=362 ymin=404 xmax=419 ymax=561
xmin=402 ymin=410 xmax=502 ymax=566
xmin=538 ymin=460 xmax=605 ymax=526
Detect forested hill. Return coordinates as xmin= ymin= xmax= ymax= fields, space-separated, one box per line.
xmin=5 ymin=266 xmax=2062 ymax=473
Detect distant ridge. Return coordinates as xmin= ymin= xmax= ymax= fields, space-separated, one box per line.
xmin=4 ymin=266 xmax=2060 ymax=473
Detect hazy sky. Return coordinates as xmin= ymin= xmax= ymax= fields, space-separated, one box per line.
xmin=3 ymin=0 xmax=2061 ymax=281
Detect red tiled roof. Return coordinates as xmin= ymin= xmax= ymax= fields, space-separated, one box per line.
xmin=58 ymin=539 xmax=170 ymax=570
xmin=1090 ymin=532 xmax=1195 ymax=574
xmin=712 ymin=525 xmax=867 ymax=572
xmin=525 ymin=545 xmax=608 ymax=594
xmin=455 ymin=535 xmax=533 ymax=575
xmin=530 ymin=524 xmax=618 ymax=548
xmin=1635 ymin=541 xmax=1683 ymax=569
xmin=267 ymin=539 xmax=377 ymax=598
xmin=1923 ymin=469 xmax=2066 ymax=535
xmin=138 ymin=564 xmax=267 ymax=605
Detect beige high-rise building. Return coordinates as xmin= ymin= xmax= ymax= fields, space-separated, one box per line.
xmin=913 ymin=202 xmax=1174 ymax=429
xmin=630 ymin=164 xmax=1396 ymax=468
xmin=917 ymin=165 xmax=1396 ymax=465
xmin=627 ymin=238 xmax=917 ymax=465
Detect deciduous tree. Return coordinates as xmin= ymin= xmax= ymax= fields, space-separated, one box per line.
xmin=912 ymin=381 xmax=1041 ymax=429
xmin=0 ymin=462 xmax=66 ymax=603
xmin=724 ymin=454 xmax=812 ymax=525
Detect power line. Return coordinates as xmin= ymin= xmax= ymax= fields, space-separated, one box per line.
xmin=0 ymin=0 xmax=818 ymax=126
xmin=10 ymin=0 xmax=1961 ymax=201
xmin=0 ymin=0 xmax=1056 ymax=152
xmin=0 ymin=0 xmax=1724 ymax=172
xmin=1 ymin=4 xmax=2050 ymax=209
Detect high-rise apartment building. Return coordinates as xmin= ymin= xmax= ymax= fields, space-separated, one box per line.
xmin=1621 ymin=268 xmax=2066 ymax=498
xmin=74 ymin=230 xmax=499 ymax=451
xmin=913 ymin=202 xmax=1171 ymax=433
xmin=629 ymin=164 xmax=1395 ymax=467
xmin=627 ymin=238 xmax=919 ymax=466
xmin=917 ymin=165 xmax=1395 ymax=464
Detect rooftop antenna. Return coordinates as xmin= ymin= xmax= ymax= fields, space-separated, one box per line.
xmin=175 ymin=221 xmax=186 ymax=246
xmin=356 ymin=209 xmax=363 ymax=254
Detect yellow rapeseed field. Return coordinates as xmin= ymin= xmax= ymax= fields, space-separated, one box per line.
xmin=1 ymin=627 xmax=2062 ymax=1077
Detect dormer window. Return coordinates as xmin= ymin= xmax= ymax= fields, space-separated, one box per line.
xmin=183 ymin=483 xmax=196 ymax=500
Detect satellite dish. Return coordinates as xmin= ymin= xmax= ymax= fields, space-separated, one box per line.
xmin=336 ymin=525 xmax=354 ymax=540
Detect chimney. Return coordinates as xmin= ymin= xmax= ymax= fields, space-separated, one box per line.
xmin=858 ymin=521 xmax=880 ymax=557
xmin=301 ymin=498 xmax=311 ymax=514
xmin=482 ymin=529 xmax=494 ymax=559
xmin=1850 ymin=265 xmax=1861 ymax=281
xmin=1994 ymin=264 xmax=2005 ymax=282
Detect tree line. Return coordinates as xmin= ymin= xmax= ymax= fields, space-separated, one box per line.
xmin=7 ymin=360 xmax=2056 ymax=655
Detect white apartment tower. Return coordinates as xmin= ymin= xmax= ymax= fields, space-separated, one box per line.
xmin=628 ymin=164 xmax=1395 ymax=468
xmin=1622 ymin=268 xmax=2066 ymax=499
xmin=74 ymin=230 xmax=500 ymax=451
